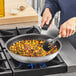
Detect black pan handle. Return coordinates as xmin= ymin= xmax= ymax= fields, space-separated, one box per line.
xmin=42 ymin=19 xmax=53 ymax=30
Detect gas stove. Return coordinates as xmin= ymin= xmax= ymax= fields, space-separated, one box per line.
xmin=0 ymin=26 xmax=67 ymax=76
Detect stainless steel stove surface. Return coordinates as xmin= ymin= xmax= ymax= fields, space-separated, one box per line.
xmin=0 ymin=26 xmax=67 ymax=76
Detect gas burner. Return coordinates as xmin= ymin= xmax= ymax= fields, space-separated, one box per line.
xmin=11 ymin=60 xmax=47 ymax=69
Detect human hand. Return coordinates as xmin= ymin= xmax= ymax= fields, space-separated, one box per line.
xmin=41 ymin=8 xmax=52 ymax=28
xmin=60 ymin=17 xmax=76 ymax=37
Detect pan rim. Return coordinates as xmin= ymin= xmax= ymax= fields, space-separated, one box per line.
xmin=5 ymin=33 xmax=62 ymax=58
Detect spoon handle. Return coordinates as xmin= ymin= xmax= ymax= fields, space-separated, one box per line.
xmin=57 ymin=34 xmax=61 ymax=38
xmin=52 ymin=34 xmax=61 ymax=43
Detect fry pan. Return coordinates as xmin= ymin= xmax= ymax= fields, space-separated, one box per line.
xmin=5 ymin=33 xmax=62 ymax=63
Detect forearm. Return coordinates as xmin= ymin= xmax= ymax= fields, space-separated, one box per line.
xmin=71 ymin=17 xmax=76 ymax=24
xmin=41 ymin=0 xmax=60 ymax=17
xmin=68 ymin=17 xmax=76 ymax=25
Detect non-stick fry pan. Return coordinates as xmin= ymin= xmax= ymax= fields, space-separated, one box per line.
xmin=5 ymin=33 xmax=62 ymax=63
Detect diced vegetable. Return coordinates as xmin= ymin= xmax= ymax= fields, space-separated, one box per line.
xmin=9 ymin=40 xmax=57 ymax=57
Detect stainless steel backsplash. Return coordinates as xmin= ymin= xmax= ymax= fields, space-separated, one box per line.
xmin=26 ymin=0 xmax=45 ymax=14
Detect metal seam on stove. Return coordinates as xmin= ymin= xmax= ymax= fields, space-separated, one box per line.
xmin=58 ymin=54 xmax=68 ymax=72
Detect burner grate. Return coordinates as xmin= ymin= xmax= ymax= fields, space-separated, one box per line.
xmin=0 ymin=44 xmax=12 ymax=76
xmin=0 ymin=26 xmax=40 ymax=42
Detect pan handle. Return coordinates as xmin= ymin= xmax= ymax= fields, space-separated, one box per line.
xmin=42 ymin=19 xmax=53 ymax=30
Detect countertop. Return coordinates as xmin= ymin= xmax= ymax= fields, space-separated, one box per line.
xmin=0 ymin=0 xmax=38 ymax=25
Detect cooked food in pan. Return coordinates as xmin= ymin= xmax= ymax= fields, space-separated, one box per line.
xmin=9 ymin=40 xmax=57 ymax=57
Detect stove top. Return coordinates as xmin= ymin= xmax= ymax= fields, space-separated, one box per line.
xmin=0 ymin=26 xmax=67 ymax=76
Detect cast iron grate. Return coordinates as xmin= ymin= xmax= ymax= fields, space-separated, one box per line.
xmin=0 ymin=44 xmax=12 ymax=76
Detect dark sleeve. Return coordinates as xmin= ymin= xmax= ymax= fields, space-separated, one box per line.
xmin=41 ymin=0 xmax=61 ymax=17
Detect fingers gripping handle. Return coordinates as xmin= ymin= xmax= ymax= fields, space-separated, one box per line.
xmin=42 ymin=19 xmax=52 ymax=30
